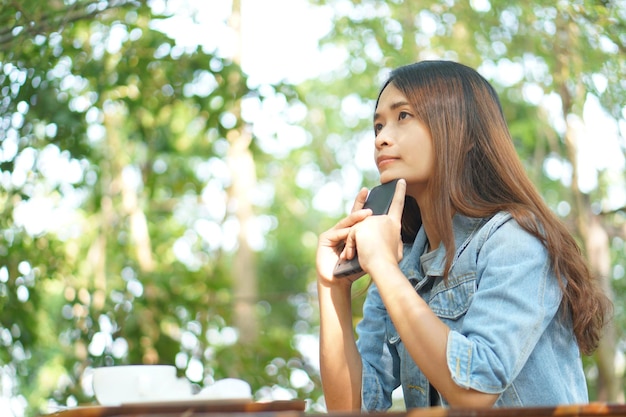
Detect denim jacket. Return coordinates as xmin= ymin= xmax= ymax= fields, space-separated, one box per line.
xmin=356 ymin=212 xmax=588 ymax=410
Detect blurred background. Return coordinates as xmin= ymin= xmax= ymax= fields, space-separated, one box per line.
xmin=0 ymin=0 xmax=625 ymax=416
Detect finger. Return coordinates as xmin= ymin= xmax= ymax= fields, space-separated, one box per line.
xmin=333 ymin=207 xmax=371 ymax=231
xmin=350 ymin=187 xmax=369 ymax=212
xmin=388 ymin=178 xmax=406 ymax=221
xmin=342 ymin=227 xmax=357 ymax=260
xmin=396 ymin=241 xmax=404 ymax=263
xmin=320 ymin=227 xmax=349 ymax=248
xmin=321 ymin=209 xmax=369 ymax=250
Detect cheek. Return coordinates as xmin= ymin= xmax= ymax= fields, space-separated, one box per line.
xmin=413 ymin=146 xmax=436 ymax=177
xmin=411 ymin=142 xmax=434 ymax=164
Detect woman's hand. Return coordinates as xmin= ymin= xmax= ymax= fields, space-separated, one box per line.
xmin=342 ymin=179 xmax=406 ymax=278
xmin=316 ymin=187 xmax=371 ymax=286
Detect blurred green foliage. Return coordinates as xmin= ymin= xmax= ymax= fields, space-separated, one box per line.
xmin=1 ymin=1 xmax=625 ymax=416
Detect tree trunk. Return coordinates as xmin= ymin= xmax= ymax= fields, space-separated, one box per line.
xmin=587 ymin=214 xmax=624 ymax=402
xmin=554 ymin=11 xmax=619 ymax=402
xmin=228 ymin=0 xmax=258 ymax=344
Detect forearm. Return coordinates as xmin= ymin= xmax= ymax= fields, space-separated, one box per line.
xmin=318 ymin=280 xmax=362 ymax=410
xmin=368 ymin=262 xmax=497 ymax=408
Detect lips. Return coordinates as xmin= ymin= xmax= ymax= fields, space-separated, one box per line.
xmin=376 ymin=155 xmax=398 ymax=168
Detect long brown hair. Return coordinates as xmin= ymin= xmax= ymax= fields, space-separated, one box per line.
xmin=377 ymin=60 xmax=611 ymax=355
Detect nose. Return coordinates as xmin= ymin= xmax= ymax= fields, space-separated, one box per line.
xmin=375 ymin=126 xmax=393 ymax=149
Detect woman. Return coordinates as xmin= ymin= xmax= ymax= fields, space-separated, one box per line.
xmin=316 ymin=60 xmax=611 ymax=410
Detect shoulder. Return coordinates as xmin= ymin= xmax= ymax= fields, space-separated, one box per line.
xmin=474 ymin=212 xmax=513 ymax=243
xmin=474 ymin=211 xmax=541 ymax=248
xmin=459 ymin=211 xmax=549 ymax=271
xmin=470 ymin=211 xmax=551 ymax=277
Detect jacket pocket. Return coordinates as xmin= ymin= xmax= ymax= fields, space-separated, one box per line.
xmin=427 ymin=273 xmax=476 ymax=319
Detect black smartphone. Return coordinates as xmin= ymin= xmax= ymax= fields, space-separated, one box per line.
xmin=333 ymin=179 xmax=399 ymax=278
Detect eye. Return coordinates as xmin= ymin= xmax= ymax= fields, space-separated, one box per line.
xmin=374 ymin=122 xmax=383 ymax=134
xmin=398 ymin=111 xmax=411 ymax=120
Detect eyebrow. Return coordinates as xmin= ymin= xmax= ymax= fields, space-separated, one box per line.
xmin=373 ymin=100 xmax=411 ymax=121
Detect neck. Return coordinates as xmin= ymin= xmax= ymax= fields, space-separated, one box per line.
xmin=406 ymin=184 xmax=443 ymax=251
xmin=407 ymin=189 xmax=438 ymax=251
xmin=419 ymin=208 xmax=441 ymax=252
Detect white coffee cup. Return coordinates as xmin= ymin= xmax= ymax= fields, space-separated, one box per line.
xmin=196 ymin=378 xmax=252 ymax=400
xmin=92 ymin=365 xmax=192 ymax=406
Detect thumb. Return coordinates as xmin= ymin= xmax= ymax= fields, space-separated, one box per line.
xmin=388 ymin=178 xmax=406 ymax=222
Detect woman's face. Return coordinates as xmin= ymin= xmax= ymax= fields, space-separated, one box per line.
xmin=373 ymin=83 xmax=435 ymax=199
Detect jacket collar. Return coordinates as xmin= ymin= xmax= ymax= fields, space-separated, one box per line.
xmin=400 ymin=214 xmax=488 ymax=280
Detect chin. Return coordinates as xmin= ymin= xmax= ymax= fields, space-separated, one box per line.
xmin=379 ymin=173 xmax=399 ymax=184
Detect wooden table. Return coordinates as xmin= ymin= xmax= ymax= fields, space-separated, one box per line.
xmin=43 ymin=401 xmax=626 ymax=417
xmin=44 ymin=399 xmax=306 ymax=417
